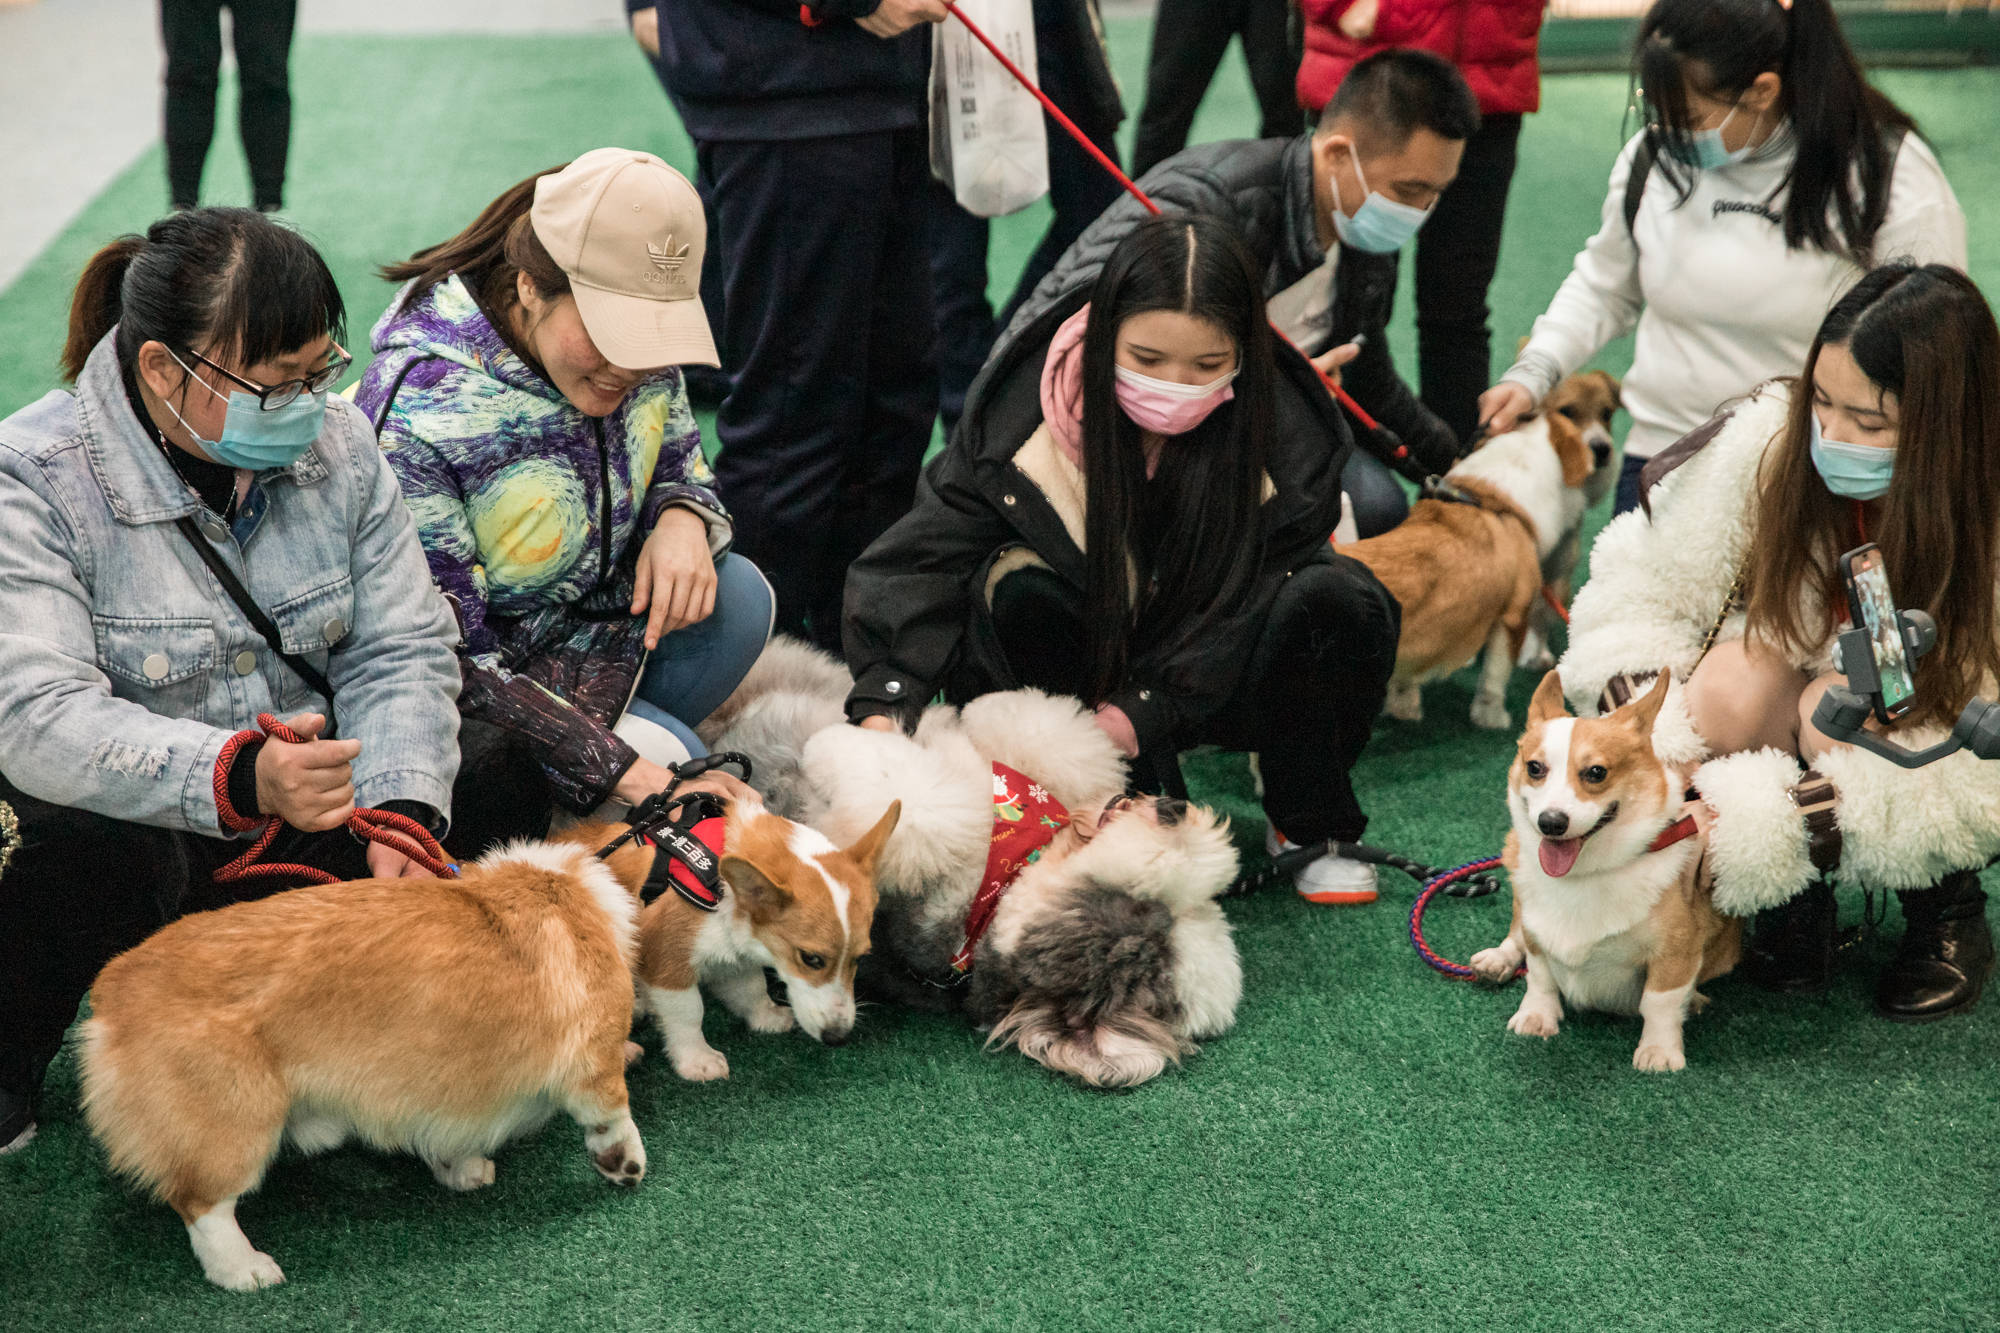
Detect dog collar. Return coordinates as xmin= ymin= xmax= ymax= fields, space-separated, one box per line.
xmin=1645 ymin=789 xmax=1703 ymax=855
xmin=949 ymin=762 xmax=1072 ymax=974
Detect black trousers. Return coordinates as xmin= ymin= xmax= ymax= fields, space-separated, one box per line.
xmin=929 ymin=26 xmax=1125 ymax=436
xmin=700 ymin=127 xmax=939 ymax=654
xmin=0 ymin=720 xmax=551 ymax=1104
xmin=1130 ymin=0 xmax=1302 ymax=179
xmin=985 ymin=553 xmax=1399 ymax=843
xmin=1397 ymin=113 xmax=1523 ymax=444
xmin=159 ymin=0 xmax=296 ymax=210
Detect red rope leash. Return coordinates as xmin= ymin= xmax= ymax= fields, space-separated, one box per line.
xmin=1539 ymin=583 xmax=1572 ymax=625
xmin=1408 ymin=858 xmax=1519 ymax=980
xmin=940 ymin=2 xmax=1402 ymax=452
xmin=212 ymin=713 xmax=458 ymax=887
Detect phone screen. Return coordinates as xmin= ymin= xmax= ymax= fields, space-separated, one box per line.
xmin=1848 ymin=547 xmax=1915 ymax=714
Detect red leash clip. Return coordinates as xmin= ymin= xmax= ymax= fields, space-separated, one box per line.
xmin=212 ymin=713 xmax=459 ymax=887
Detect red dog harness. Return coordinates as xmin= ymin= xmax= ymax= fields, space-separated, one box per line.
xmin=950 ymin=762 xmax=1072 ymax=974
xmin=1646 ymin=789 xmax=1704 ymax=854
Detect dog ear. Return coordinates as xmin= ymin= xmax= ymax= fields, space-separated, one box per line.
xmin=1527 ymin=669 xmax=1569 ymax=726
xmin=1546 ymin=412 xmax=1593 ymax=488
xmin=1591 ymin=369 xmax=1623 ymax=413
xmin=841 ymin=800 xmax=902 ymax=877
xmin=720 ymin=854 xmax=792 ymax=920
xmin=1618 ymin=671 xmax=1672 ymax=736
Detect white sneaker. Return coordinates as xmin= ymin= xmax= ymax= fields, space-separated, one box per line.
xmin=1266 ymin=825 xmax=1379 ymax=906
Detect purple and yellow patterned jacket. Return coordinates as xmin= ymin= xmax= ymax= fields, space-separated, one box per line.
xmin=355 ymin=275 xmax=729 ymax=811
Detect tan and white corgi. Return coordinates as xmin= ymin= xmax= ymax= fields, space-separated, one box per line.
xmin=1345 ymin=372 xmax=1617 ymax=731
xmin=561 ymin=796 xmax=899 ymax=1082
xmin=78 ymin=797 xmax=893 ymax=1293
xmin=1469 ymin=671 xmax=1741 ymax=1071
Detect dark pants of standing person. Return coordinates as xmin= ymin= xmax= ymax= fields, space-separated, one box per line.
xmin=929 ymin=28 xmax=1125 ymax=436
xmin=1390 ymin=113 xmax=1523 ymax=445
xmin=159 ymin=0 xmax=297 ymax=211
xmin=0 ymin=719 xmax=551 ymax=1109
xmin=700 ymin=127 xmax=938 ymax=655
xmin=983 ymin=551 xmax=1400 ymax=843
xmin=1130 ymin=0 xmax=1301 ymax=179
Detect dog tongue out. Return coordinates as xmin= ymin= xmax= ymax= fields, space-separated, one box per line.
xmin=1539 ymin=836 xmax=1584 ymax=877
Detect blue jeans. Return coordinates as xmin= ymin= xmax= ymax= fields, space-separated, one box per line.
xmin=624 ymin=553 xmax=775 ymax=756
xmin=1613 ymin=451 xmax=1649 ymax=518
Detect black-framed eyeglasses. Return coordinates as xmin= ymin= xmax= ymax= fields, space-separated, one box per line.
xmin=179 ymin=341 xmax=351 ymax=411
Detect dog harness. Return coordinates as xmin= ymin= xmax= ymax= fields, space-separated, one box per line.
xmin=949 ymin=762 xmax=1073 ymax=974
xmin=1646 ymin=792 xmax=1703 ymax=855
xmin=593 ymin=753 xmax=754 ymax=913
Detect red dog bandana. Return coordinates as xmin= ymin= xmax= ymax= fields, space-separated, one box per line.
xmin=951 ymin=762 xmax=1072 ymax=974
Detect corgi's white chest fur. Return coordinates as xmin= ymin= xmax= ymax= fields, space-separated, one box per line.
xmin=1517 ymin=842 xmax=1697 ymax=1015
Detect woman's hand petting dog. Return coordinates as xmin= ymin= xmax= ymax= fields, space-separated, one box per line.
xmin=632 ymin=507 xmax=718 ymax=650
xmin=255 ymin=712 xmax=361 ymax=833
xmin=1478 ymin=382 xmax=1536 ymax=436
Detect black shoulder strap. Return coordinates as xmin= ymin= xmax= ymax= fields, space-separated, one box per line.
xmin=174 ymin=517 xmax=338 ymax=736
xmin=370 ymin=354 xmax=440 ymax=433
xmin=1623 ymin=137 xmax=1658 ymax=238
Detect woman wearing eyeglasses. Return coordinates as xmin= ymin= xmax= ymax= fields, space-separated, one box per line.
xmin=1477 ymin=0 xmax=1965 ymax=516
xmin=0 ymin=207 xmax=475 ymax=1155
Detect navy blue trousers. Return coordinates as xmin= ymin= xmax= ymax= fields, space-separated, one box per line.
xmin=699 ymin=127 xmax=938 ymax=654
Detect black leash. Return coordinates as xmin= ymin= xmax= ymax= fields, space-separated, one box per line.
xmin=1228 ymin=840 xmax=1503 ymax=900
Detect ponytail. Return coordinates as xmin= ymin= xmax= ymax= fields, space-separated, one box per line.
xmin=62 ymin=236 xmax=147 ymax=382
xmin=56 ymin=207 xmax=343 ymax=386
xmin=380 ymin=166 xmax=572 ymax=321
xmin=1636 ymin=0 xmax=1916 ymax=262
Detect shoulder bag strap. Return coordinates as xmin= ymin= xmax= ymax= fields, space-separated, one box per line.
xmin=175 ymin=516 xmax=339 ymax=737
xmin=370 ymin=354 xmax=441 ymax=433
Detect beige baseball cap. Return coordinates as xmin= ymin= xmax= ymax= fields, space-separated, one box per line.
xmin=530 ymin=148 xmax=720 ymax=371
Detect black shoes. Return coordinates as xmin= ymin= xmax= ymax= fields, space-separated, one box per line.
xmin=1741 ymin=880 xmax=1842 ymax=995
xmin=1875 ymin=871 xmax=1994 ymax=1023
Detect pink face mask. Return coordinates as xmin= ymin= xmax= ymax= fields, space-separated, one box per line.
xmin=1113 ymin=364 xmax=1238 ymax=436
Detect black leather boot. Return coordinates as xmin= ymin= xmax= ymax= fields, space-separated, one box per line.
xmin=1740 ymin=880 xmax=1841 ymax=994
xmin=1875 ymin=871 xmax=1994 ymax=1022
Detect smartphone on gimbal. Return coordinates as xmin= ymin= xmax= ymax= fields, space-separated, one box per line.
xmin=1841 ymin=543 xmax=1917 ymax=725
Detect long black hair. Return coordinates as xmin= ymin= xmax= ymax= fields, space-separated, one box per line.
xmin=1079 ymin=215 xmax=1274 ymax=701
xmin=63 ymin=207 xmax=345 ymax=382
xmin=1635 ymin=0 xmax=1917 ymax=263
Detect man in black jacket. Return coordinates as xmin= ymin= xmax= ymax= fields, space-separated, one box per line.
xmin=1004 ymin=48 xmax=1480 ymax=528
xmin=636 ymin=0 xmax=947 ymax=654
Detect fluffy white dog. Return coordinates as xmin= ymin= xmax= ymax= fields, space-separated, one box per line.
xmin=701 ymin=639 xmax=1244 ymax=1087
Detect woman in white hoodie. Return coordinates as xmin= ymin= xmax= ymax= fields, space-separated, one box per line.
xmin=1479 ymin=0 xmax=1966 ymax=516
xmin=1559 ymin=264 xmax=2000 ymax=1021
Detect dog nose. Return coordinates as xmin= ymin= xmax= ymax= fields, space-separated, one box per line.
xmin=1590 ymin=439 xmax=1612 ymax=467
xmin=1538 ymin=810 xmax=1571 ymax=838
xmin=1155 ymin=798 xmax=1187 ymax=827
xmin=818 ymin=1024 xmax=853 ymax=1047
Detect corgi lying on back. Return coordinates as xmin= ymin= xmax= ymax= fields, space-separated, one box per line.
xmin=1470 ymin=671 xmax=1742 ymax=1072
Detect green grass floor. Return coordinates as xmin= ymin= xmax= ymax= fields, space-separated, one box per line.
xmin=3 ymin=24 xmax=2000 ymax=1333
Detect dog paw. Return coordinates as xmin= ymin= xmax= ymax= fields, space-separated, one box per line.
xmin=670 ymin=1045 xmax=730 ymax=1082
xmin=623 ymin=1039 xmax=645 ymax=1067
xmin=430 ymin=1157 xmax=497 ymax=1192
xmin=1516 ymin=630 xmax=1555 ymax=672
xmin=746 ymin=1002 xmax=795 ymax=1035
xmin=1469 ymin=696 xmax=1512 ymax=731
xmin=1384 ymin=684 xmax=1424 ymax=723
xmin=1468 ymin=947 xmax=1521 ymax=983
xmin=1633 ymin=1043 xmax=1687 ymax=1073
xmin=591 ymin=1138 xmax=647 ymax=1187
xmin=1507 ymin=1006 xmax=1561 ymax=1039
xmin=205 ymin=1250 xmax=286 ymax=1292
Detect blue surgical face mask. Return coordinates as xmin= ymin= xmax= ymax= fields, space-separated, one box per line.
xmin=1669 ymin=102 xmax=1761 ymax=171
xmin=162 ymin=351 xmax=326 ymax=471
xmin=1810 ymin=411 xmax=1896 ymax=502
xmin=1330 ymin=153 xmax=1431 ymax=254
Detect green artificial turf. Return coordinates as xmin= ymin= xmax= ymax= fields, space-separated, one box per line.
xmin=3 ymin=25 xmax=2000 ymax=1333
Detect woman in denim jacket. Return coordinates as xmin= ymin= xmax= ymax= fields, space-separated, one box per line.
xmin=0 ymin=210 xmax=482 ymax=1154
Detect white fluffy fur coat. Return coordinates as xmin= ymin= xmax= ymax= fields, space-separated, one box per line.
xmin=1560 ymin=380 xmax=2000 ymax=910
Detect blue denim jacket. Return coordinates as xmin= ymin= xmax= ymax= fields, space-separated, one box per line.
xmin=0 ymin=334 xmax=463 ymax=834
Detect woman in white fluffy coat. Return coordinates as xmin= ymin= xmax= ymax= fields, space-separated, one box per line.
xmin=1559 ymin=263 xmax=2000 ymax=1020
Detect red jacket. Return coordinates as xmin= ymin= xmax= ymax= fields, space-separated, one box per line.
xmin=1297 ymin=0 xmax=1544 ymax=117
